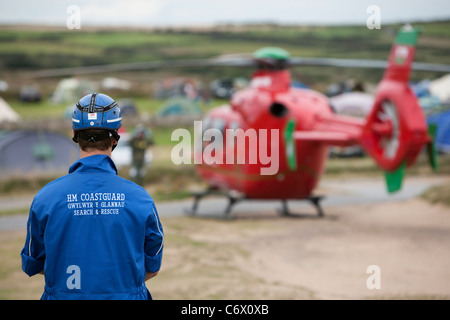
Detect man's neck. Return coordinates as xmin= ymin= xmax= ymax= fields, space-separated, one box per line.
xmin=80 ymin=148 xmax=112 ymax=159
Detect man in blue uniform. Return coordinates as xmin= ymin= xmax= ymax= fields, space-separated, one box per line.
xmin=21 ymin=93 xmax=164 ymax=300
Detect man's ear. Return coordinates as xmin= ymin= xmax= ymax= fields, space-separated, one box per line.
xmin=111 ymin=137 xmax=118 ymax=152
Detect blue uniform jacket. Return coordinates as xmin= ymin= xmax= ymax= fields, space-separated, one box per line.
xmin=21 ymin=155 xmax=164 ymax=300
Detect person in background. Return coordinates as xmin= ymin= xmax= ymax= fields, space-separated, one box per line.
xmin=129 ymin=124 xmax=154 ymax=186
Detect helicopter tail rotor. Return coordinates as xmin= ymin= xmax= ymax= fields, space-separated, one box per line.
xmin=360 ymin=25 xmax=435 ymax=193
xmin=426 ymin=123 xmax=439 ymax=172
xmin=382 ymin=121 xmax=438 ymax=193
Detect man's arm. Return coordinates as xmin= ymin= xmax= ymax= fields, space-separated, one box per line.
xmin=21 ymin=198 xmax=46 ymax=277
xmin=144 ymin=203 xmax=164 ymax=276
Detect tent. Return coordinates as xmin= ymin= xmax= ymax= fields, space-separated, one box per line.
xmin=329 ymin=92 xmax=374 ymax=117
xmin=427 ymin=109 xmax=450 ymax=154
xmin=328 ymin=92 xmax=374 ymax=157
xmin=51 ymin=78 xmax=96 ymax=104
xmin=156 ymin=97 xmax=202 ymax=117
xmin=0 ymin=130 xmax=80 ymax=175
xmin=429 ymin=74 xmax=450 ymax=103
xmin=0 ymin=97 xmax=20 ymax=123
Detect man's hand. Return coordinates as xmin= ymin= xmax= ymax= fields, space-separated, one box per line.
xmin=145 ymin=271 xmax=158 ymax=281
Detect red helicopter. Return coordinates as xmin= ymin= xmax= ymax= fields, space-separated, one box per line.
xmin=187 ymin=25 xmax=439 ymax=217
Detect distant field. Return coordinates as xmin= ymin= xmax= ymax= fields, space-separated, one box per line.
xmin=2 ymin=21 xmax=450 ymax=67
xmin=1 ymin=21 xmax=450 ymax=203
xmin=1 ymin=20 xmax=450 ymax=96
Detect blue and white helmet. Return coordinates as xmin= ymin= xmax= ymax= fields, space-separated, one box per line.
xmin=72 ymin=93 xmax=122 ymax=147
xmin=72 ymin=92 xmax=122 ymax=131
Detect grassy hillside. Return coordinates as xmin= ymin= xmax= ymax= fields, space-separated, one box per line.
xmin=1 ymin=20 xmax=450 ymax=94
xmin=1 ymin=21 xmax=449 ymax=203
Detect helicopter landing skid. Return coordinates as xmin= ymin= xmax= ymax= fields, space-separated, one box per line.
xmin=278 ymin=197 xmax=325 ymax=218
xmin=184 ymin=187 xmax=244 ymax=219
xmin=185 ymin=187 xmax=325 ymax=219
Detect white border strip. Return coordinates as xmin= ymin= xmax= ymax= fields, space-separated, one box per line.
xmin=107 ymin=117 xmax=122 ymax=123
xmin=153 ymin=205 xmax=164 ymax=256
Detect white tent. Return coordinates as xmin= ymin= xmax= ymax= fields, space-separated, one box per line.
xmin=329 ymin=92 xmax=374 ymax=117
xmin=51 ymin=78 xmax=96 ymax=104
xmin=429 ymin=74 xmax=450 ymax=103
xmin=0 ymin=97 xmax=21 ymax=123
xmin=328 ymin=92 xmax=374 ymax=157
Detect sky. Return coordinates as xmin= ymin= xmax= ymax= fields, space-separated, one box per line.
xmin=0 ymin=0 xmax=449 ymax=27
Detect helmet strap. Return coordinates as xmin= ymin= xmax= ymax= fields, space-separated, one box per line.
xmin=110 ymin=130 xmax=120 ymax=151
xmin=72 ymin=130 xmax=120 ymax=151
xmin=88 ymin=92 xmax=99 ymax=113
xmin=72 ymin=130 xmax=79 ymax=143
xmin=77 ymin=130 xmax=110 ymax=143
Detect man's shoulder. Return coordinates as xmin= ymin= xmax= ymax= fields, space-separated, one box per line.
xmin=114 ymin=176 xmax=155 ymax=201
xmin=29 ymin=174 xmax=70 ymax=208
xmin=34 ymin=171 xmax=75 ymax=195
xmin=35 ymin=174 xmax=69 ymax=193
xmin=32 ymin=173 xmax=154 ymax=205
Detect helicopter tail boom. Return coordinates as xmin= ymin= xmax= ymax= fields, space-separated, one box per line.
xmin=287 ymin=26 xmax=434 ymax=193
xmin=294 ymin=114 xmax=364 ymax=147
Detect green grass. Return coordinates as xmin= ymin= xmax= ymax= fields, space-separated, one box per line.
xmin=8 ymin=100 xmax=68 ymax=119
xmin=1 ymin=21 xmax=449 ymax=106
xmin=421 ymin=182 xmax=450 ymax=207
xmin=8 ymin=98 xmax=162 ymax=120
xmin=8 ymin=96 xmax=227 ymax=121
xmin=2 ymin=20 xmax=450 ymax=84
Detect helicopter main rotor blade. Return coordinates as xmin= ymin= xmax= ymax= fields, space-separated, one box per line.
xmin=26 ymin=57 xmax=256 ymax=78
xmin=25 ymin=56 xmax=450 ymax=78
xmin=289 ymin=57 xmax=450 ymax=73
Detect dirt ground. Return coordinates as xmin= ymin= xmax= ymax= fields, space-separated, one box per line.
xmin=150 ymin=198 xmax=450 ymax=300
xmin=3 ymin=195 xmax=449 ymax=300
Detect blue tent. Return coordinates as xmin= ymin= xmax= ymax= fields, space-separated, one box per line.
xmin=427 ymin=109 xmax=450 ymax=153
xmin=157 ymin=97 xmax=202 ymax=117
xmin=0 ymin=130 xmax=80 ymax=175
